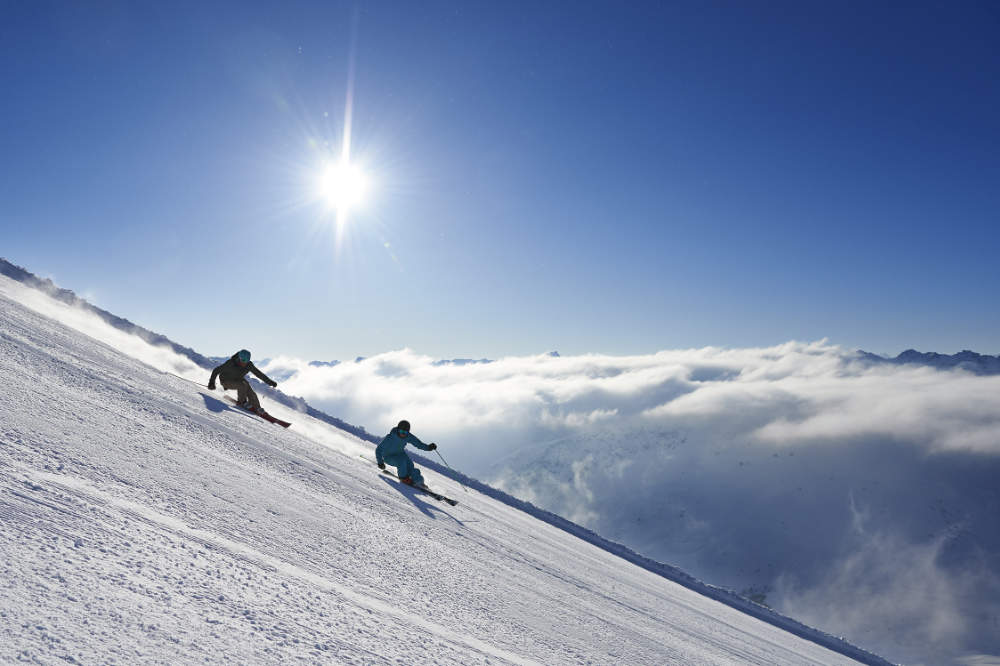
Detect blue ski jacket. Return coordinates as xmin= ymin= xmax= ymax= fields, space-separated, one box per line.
xmin=376 ymin=427 xmax=433 ymax=466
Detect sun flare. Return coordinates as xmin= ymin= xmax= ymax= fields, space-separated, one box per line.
xmin=318 ymin=161 xmax=370 ymax=211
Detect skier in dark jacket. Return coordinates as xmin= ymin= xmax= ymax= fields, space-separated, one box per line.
xmin=208 ymin=349 xmax=277 ymax=412
xmin=376 ymin=419 xmax=436 ymax=486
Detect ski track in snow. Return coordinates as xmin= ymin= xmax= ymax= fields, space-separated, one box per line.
xmin=0 ymin=277 xmax=870 ymax=665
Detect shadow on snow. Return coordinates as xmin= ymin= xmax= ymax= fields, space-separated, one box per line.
xmin=379 ymin=476 xmax=461 ymax=524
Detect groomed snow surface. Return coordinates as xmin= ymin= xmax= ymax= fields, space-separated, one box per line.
xmin=1 ymin=279 xmax=873 ymax=665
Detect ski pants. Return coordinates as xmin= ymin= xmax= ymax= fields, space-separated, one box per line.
xmin=383 ymin=452 xmax=424 ymax=485
xmin=221 ymin=377 xmax=260 ymax=410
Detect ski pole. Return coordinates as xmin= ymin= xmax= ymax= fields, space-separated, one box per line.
xmin=435 ymin=448 xmax=468 ymax=493
xmin=165 ymin=371 xmax=213 ymax=388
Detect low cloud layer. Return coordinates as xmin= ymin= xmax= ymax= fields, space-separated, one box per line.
xmin=262 ymin=343 xmax=1000 ymax=664
xmin=262 ymin=342 xmax=1000 ymax=456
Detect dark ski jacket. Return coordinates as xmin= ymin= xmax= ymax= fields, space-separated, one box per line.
xmin=209 ymin=354 xmax=275 ymax=387
xmin=376 ymin=427 xmax=433 ymax=466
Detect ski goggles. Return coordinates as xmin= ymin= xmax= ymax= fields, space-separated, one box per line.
xmin=398 ymin=429 xmax=409 ymax=436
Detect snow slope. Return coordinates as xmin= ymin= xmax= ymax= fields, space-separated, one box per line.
xmin=0 ymin=275 xmax=881 ymax=663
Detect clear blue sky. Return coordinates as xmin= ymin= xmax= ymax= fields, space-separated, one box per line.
xmin=3 ymin=1 xmax=999 ymax=359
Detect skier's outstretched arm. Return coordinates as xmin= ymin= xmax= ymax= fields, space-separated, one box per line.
xmin=249 ymin=363 xmax=278 ymax=387
xmin=407 ymin=434 xmax=437 ymax=451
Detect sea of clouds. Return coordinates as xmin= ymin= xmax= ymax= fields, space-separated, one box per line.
xmin=260 ymin=343 xmax=1000 ymax=665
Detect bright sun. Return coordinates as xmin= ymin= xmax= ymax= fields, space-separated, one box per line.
xmin=318 ymin=161 xmax=370 ymax=211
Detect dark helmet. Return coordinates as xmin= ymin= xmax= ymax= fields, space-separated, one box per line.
xmin=236 ymin=349 xmax=251 ymax=364
xmin=397 ymin=419 xmax=411 ymax=431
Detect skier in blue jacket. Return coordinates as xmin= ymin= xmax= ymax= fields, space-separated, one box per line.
xmin=376 ymin=419 xmax=436 ymax=486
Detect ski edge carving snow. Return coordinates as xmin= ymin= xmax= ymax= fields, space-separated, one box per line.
xmin=380 ymin=469 xmax=458 ymax=506
xmin=224 ymin=396 xmax=291 ymax=428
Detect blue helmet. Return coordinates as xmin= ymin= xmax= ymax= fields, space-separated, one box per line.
xmin=236 ymin=349 xmax=251 ymax=364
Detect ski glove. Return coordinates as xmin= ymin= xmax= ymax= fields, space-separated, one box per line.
xmin=208 ymin=382 xmax=216 ymax=390
xmin=428 ymin=443 xmax=437 ymax=451
xmin=378 ymin=462 xmax=386 ymax=470
xmin=267 ymin=380 xmax=278 ymax=388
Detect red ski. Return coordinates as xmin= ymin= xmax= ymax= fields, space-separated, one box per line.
xmin=225 ymin=396 xmax=291 ymax=428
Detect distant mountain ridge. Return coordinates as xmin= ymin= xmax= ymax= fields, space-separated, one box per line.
xmin=295 ymin=348 xmax=1000 ymax=376
xmin=858 ymin=348 xmax=1000 ymax=375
